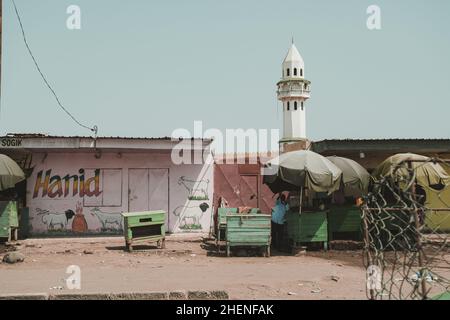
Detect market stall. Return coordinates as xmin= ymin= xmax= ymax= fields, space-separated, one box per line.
xmin=326 ymin=156 xmax=371 ymax=241
xmin=263 ymin=150 xmax=343 ymax=251
xmin=0 ymin=154 xmax=25 ymax=242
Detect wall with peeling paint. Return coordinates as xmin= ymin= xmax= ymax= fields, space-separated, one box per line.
xmin=26 ymin=151 xmax=213 ymax=236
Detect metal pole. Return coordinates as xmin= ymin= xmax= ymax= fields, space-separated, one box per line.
xmin=407 ymin=160 xmax=428 ymax=299
xmin=361 ymin=207 xmax=375 ymax=300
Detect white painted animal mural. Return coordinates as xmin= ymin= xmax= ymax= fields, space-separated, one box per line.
xmin=90 ymin=207 xmax=123 ymax=230
xmin=173 ymin=202 xmax=209 ymax=230
xmin=36 ymin=208 xmax=75 ymax=230
xmin=177 ymin=176 xmax=210 ymax=200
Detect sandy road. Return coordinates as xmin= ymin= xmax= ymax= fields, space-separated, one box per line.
xmin=0 ymin=236 xmax=367 ymax=300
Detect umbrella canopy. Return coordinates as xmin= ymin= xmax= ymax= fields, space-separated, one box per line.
xmin=326 ymin=156 xmax=371 ymax=194
xmin=0 ymin=154 xmax=26 ymax=191
xmin=372 ymin=153 xmax=450 ymax=188
xmin=263 ymin=150 xmax=343 ymax=194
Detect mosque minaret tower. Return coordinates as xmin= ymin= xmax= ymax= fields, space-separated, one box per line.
xmin=277 ymin=40 xmax=311 ymax=151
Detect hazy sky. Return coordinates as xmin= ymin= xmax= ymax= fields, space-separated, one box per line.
xmin=1 ymin=0 xmax=450 ymax=146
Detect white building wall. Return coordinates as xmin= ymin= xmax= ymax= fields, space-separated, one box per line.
xmin=26 ymin=151 xmax=213 ymax=236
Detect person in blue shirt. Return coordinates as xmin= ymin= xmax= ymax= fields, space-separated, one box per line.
xmin=271 ymin=193 xmax=289 ymax=251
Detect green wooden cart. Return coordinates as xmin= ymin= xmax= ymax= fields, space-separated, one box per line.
xmin=122 ymin=210 xmax=166 ymax=252
xmin=225 ymin=214 xmax=271 ymax=257
xmin=328 ymin=205 xmax=363 ymax=241
xmin=286 ymin=210 xmax=329 ymax=250
xmin=216 ymin=208 xmax=261 ymax=252
xmin=0 ymin=201 xmax=19 ymax=242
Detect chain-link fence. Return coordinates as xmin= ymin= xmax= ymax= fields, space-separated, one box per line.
xmin=362 ymin=158 xmax=450 ymax=300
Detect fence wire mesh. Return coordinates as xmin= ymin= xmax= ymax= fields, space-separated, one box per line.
xmin=362 ymin=158 xmax=450 ymax=300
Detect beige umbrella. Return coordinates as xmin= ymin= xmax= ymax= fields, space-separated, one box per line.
xmin=0 ymin=154 xmax=26 ymax=191
xmin=373 ymin=153 xmax=450 ymax=189
xmin=263 ymin=150 xmax=343 ymax=194
xmin=326 ymin=156 xmax=371 ymax=194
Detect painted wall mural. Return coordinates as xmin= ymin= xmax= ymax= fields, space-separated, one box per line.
xmin=90 ymin=207 xmax=123 ymax=231
xmin=26 ymin=153 xmax=214 ymax=235
xmin=36 ymin=208 xmax=75 ymax=231
xmin=72 ymin=202 xmax=88 ymax=233
xmin=178 ymin=176 xmax=210 ymax=200
xmin=173 ymin=202 xmax=209 ymax=230
xmin=33 ymin=169 xmax=101 ymax=198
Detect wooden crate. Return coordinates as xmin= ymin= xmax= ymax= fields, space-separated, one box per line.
xmin=122 ymin=210 xmax=166 ymax=252
xmin=328 ymin=206 xmax=362 ymax=241
xmin=225 ymin=214 xmax=271 ymax=257
xmin=286 ymin=210 xmax=328 ymax=249
xmin=0 ymin=201 xmax=19 ymax=241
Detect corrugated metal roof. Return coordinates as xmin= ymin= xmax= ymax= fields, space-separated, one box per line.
xmin=311 ymin=138 xmax=450 ymax=154
xmin=4 ymin=133 xmax=212 ymax=142
xmin=314 ymin=138 xmax=450 ymax=142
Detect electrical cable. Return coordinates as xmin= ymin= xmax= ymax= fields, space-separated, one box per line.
xmin=11 ymin=0 xmax=98 ymax=136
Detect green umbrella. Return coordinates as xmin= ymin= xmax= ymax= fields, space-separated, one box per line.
xmin=263 ymin=150 xmax=343 ymax=194
xmin=326 ymin=156 xmax=371 ymax=194
xmin=373 ymin=153 xmax=450 ymax=188
xmin=0 ymin=154 xmax=26 ymax=191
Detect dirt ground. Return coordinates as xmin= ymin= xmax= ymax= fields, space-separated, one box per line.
xmin=0 ymin=235 xmax=367 ymax=300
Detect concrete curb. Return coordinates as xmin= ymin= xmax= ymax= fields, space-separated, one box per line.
xmin=0 ymin=290 xmax=229 ymax=300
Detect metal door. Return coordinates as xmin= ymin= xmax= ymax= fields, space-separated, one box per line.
xmin=128 ymin=169 xmax=169 ymax=229
xmin=128 ymin=169 xmax=149 ymax=212
xmin=148 ymin=169 xmax=169 ymax=227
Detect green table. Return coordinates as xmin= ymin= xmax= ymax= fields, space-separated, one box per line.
xmin=286 ymin=210 xmax=328 ymax=250
xmin=122 ymin=210 xmax=166 ymax=252
xmin=0 ymin=201 xmax=19 ymax=242
xmin=328 ymin=205 xmax=362 ymax=241
xmin=226 ymin=214 xmax=271 ymax=257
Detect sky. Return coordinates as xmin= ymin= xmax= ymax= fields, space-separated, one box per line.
xmin=1 ymin=0 xmax=450 ymax=150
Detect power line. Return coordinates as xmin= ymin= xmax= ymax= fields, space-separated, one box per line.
xmin=10 ymin=0 xmax=98 ymax=135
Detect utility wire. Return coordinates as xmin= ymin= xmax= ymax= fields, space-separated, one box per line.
xmin=11 ymin=0 xmax=98 ymax=135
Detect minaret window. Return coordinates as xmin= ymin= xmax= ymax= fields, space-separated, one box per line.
xmin=286 ymin=68 xmax=290 ymax=76
xmin=300 ymin=69 xmax=303 ymax=76
xmin=287 ymin=101 xmax=290 ymax=111
xmin=294 ymin=101 xmax=298 ymax=110
xmin=294 ymin=68 xmax=297 ymax=76
xmin=301 ymin=102 xmax=304 ymax=111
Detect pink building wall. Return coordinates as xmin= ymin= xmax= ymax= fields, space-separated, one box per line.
xmin=26 ymin=151 xmax=213 ymax=235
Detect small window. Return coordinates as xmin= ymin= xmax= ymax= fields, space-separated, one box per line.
xmin=304 ymin=83 xmax=308 ymax=90
xmin=301 ymin=102 xmax=304 ymax=111
xmin=294 ymin=68 xmax=297 ymax=76
xmin=294 ymin=101 xmax=298 ymax=110
xmin=287 ymin=101 xmax=290 ymax=111
xmin=300 ymin=69 xmax=303 ymax=76
xmin=286 ymin=68 xmax=290 ymax=76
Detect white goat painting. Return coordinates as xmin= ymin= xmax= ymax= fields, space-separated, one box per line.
xmin=36 ymin=208 xmax=75 ymax=230
xmin=173 ymin=202 xmax=209 ymax=230
xmin=178 ymin=176 xmax=209 ymax=200
xmin=90 ymin=207 xmax=123 ymax=230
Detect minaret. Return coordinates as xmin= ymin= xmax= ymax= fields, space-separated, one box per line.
xmin=277 ymin=41 xmax=311 ymax=151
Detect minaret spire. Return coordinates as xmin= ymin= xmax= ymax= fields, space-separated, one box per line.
xmin=276 ymin=42 xmax=311 ymax=144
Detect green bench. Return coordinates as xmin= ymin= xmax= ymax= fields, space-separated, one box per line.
xmin=286 ymin=210 xmax=328 ymax=250
xmin=122 ymin=210 xmax=166 ymax=252
xmin=0 ymin=201 xmax=19 ymax=242
xmin=225 ymin=214 xmax=272 ymax=257
xmin=328 ymin=205 xmax=363 ymax=241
